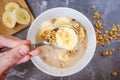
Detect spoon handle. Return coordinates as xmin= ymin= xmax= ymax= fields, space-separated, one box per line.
xmin=31 ymin=41 xmax=50 ymax=50
xmin=30 ymin=44 xmax=36 ymax=50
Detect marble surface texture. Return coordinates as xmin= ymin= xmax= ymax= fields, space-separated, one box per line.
xmin=6 ymin=0 xmax=120 ymax=80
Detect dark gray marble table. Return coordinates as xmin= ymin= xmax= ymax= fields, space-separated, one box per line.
xmin=6 ymin=0 xmax=120 ymax=80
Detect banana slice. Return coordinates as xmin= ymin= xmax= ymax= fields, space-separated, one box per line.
xmin=54 ymin=16 xmax=71 ymax=26
xmin=37 ymin=28 xmax=51 ymax=43
xmin=5 ymin=2 xmax=20 ymax=12
xmin=36 ymin=28 xmax=51 ymax=43
xmin=58 ymin=53 xmax=70 ymax=61
xmin=56 ymin=27 xmax=78 ymax=50
xmin=62 ymin=25 xmax=78 ymax=34
xmin=37 ymin=21 xmax=53 ymax=42
xmin=40 ymin=28 xmax=52 ymax=40
xmin=79 ymin=26 xmax=86 ymax=39
xmin=2 ymin=11 xmax=16 ymax=28
xmin=13 ymin=8 xmax=30 ymax=25
xmin=39 ymin=21 xmax=53 ymax=38
xmin=40 ymin=21 xmax=53 ymax=29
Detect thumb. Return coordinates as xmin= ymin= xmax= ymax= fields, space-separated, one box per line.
xmin=0 ymin=44 xmax=30 ymax=75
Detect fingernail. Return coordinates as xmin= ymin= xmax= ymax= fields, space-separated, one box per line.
xmin=18 ymin=46 xmax=29 ymax=56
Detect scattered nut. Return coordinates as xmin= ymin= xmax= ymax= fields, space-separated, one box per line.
xmin=108 ymin=24 xmax=120 ymax=39
xmin=102 ymin=51 xmax=109 ymax=56
xmin=91 ymin=5 xmax=96 ymax=9
xmin=92 ymin=11 xmax=102 ymax=20
xmin=93 ymin=9 xmax=119 ymax=76
xmin=117 ymin=48 xmax=120 ymax=50
xmin=102 ymin=48 xmax=115 ymax=56
xmin=105 ymin=30 xmax=108 ymax=34
xmin=95 ymin=19 xmax=120 ymax=46
xmin=111 ymin=71 xmax=118 ymax=77
xmin=95 ymin=20 xmax=104 ymax=30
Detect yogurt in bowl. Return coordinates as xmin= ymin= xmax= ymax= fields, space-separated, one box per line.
xmin=27 ymin=7 xmax=96 ymax=76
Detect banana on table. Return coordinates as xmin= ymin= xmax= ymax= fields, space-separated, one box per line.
xmin=2 ymin=2 xmax=30 ymax=28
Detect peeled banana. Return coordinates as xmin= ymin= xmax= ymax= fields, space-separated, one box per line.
xmin=56 ymin=27 xmax=78 ymax=50
xmin=2 ymin=11 xmax=16 ymax=28
xmin=13 ymin=8 xmax=30 ymax=25
xmin=54 ymin=16 xmax=71 ymax=26
xmin=5 ymin=2 xmax=20 ymax=12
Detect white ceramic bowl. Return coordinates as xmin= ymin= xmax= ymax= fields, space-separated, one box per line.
xmin=27 ymin=7 xmax=96 ymax=76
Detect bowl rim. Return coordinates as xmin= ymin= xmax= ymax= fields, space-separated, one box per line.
xmin=27 ymin=7 xmax=96 ymax=77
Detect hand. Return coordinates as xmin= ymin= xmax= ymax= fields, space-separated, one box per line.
xmin=0 ymin=35 xmax=40 ymax=79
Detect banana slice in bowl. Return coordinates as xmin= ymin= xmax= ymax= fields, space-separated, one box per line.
xmin=56 ymin=27 xmax=78 ymax=50
xmin=40 ymin=21 xmax=53 ymax=29
xmin=36 ymin=21 xmax=53 ymax=43
xmin=5 ymin=2 xmax=20 ymax=12
xmin=39 ymin=28 xmax=52 ymax=40
xmin=13 ymin=8 xmax=30 ymax=25
xmin=79 ymin=26 xmax=86 ymax=39
xmin=54 ymin=16 xmax=71 ymax=26
xmin=2 ymin=11 xmax=16 ymax=28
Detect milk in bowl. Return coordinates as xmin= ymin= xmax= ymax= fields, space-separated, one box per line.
xmin=35 ymin=16 xmax=88 ymax=68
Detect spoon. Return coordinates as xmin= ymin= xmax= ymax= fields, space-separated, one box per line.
xmin=31 ymin=41 xmax=50 ymax=49
xmin=31 ymin=41 xmax=62 ymax=49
